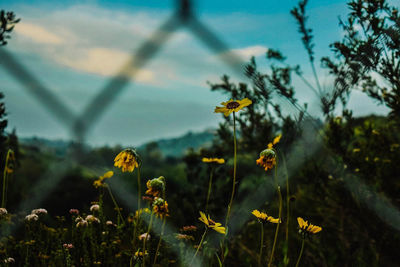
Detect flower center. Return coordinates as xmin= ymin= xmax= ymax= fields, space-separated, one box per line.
xmin=226 ymin=101 xmax=240 ymax=109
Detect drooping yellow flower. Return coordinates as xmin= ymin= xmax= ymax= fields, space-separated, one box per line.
xmin=252 ymin=209 xmax=280 ymax=224
xmin=152 ymin=197 xmax=169 ymax=219
xmin=214 ymin=98 xmax=252 ymax=117
xmin=114 ymin=149 xmax=139 ymax=172
xmin=145 ymin=176 xmax=165 ymax=197
xmin=257 ymin=135 xmax=281 ymax=172
xmin=198 ymin=211 xmax=226 ymax=234
xmin=93 ymin=171 xmax=114 ymax=188
xmin=297 ymin=217 xmax=322 ymax=237
xmin=202 ymin=157 xmax=225 ymax=164
xmin=256 ymin=148 xmax=277 ymax=172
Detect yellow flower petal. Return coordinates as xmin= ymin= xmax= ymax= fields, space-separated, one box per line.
xmin=102 ymin=171 xmax=114 ymax=179
xmin=272 ymin=134 xmax=282 ymax=145
xmin=199 ymin=211 xmax=209 ymax=226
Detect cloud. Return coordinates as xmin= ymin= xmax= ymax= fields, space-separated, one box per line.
xmin=15 ymin=22 xmax=64 ymax=44
xmin=55 ymin=47 xmax=155 ymax=83
xmin=231 ymin=45 xmax=268 ymax=60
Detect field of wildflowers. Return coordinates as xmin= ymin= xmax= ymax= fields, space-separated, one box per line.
xmin=1 ymin=0 xmax=400 ymax=266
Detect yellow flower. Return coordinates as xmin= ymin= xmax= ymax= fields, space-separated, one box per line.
xmin=268 ymin=134 xmax=282 ymax=149
xmin=101 ymin=171 xmax=114 ymax=179
xmin=114 ymin=149 xmax=139 ymax=172
xmin=202 ymin=157 xmax=225 ymax=164
xmin=352 ymin=148 xmax=361 ymax=153
xmin=135 ymin=208 xmax=151 ymax=218
xmin=93 ymin=180 xmax=104 ymax=188
xmin=93 ymin=171 xmax=114 ymax=188
xmin=214 ymin=98 xmax=252 ymax=117
xmin=252 ymin=210 xmax=280 ymax=224
xmin=297 ymin=217 xmax=322 ymax=238
xmin=252 ymin=209 xmax=267 ymax=220
xmin=257 ymin=135 xmax=281 ymax=172
xmin=145 ymin=176 xmax=165 ymax=197
xmin=152 ymin=198 xmax=169 ymax=219
xmin=198 ymin=211 xmax=226 ymax=234
xmin=134 ymin=250 xmax=148 ymax=260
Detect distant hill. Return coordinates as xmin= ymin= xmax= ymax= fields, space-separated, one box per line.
xmin=20 ymin=136 xmax=73 ymax=157
xmin=138 ymin=129 xmax=215 ymax=157
xmin=20 ymin=129 xmax=216 ymax=158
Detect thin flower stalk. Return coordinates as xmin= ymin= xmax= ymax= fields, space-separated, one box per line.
xmin=225 ymin=111 xmax=237 ymax=228
xmin=153 ymin=217 xmax=166 ymax=266
xmin=190 ymin=227 xmax=208 ymax=266
xmin=281 ymin=152 xmax=290 ymax=266
xmin=106 ymin=184 xmax=125 ymax=225
xmin=2 ymin=149 xmax=14 ymax=208
xmin=142 ymin=211 xmax=154 ymax=267
xmin=258 ymin=222 xmax=264 ymax=267
xmin=133 ymin=167 xmax=142 ymax=248
xmin=205 ymin=165 xmax=214 ymax=213
xmin=268 ymin=162 xmax=283 ymax=267
xmin=295 ymin=239 xmax=305 ymax=267
xmin=221 ymin=112 xmax=237 ymax=263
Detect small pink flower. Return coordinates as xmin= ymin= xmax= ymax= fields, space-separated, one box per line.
xmin=31 ymin=208 xmax=47 ymax=215
xmin=86 ymin=215 xmax=100 ymax=223
xmin=90 ymin=204 xmax=100 ymax=212
xmin=76 ymin=220 xmax=88 ymax=228
xmin=69 ymin=209 xmax=79 ymax=215
xmin=4 ymin=257 xmax=15 ymax=263
xmin=25 ymin=214 xmax=39 ymax=222
xmin=63 ymin=243 xmax=74 ymax=249
xmin=138 ymin=233 xmax=151 ymax=241
xmin=0 ymin=208 xmax=8 ymax=216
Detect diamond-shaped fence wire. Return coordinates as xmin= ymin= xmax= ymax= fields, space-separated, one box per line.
xmin=0 ymin=0 xmax=399 ymax=266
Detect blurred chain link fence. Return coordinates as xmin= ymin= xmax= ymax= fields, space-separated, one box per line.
xmin=1 ymin=0 xmax=246 ymax=145
xmin=1 ymin=1 xmax=399 ymax=265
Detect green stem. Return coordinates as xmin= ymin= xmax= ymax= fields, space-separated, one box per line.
xmin=295 ymin=239 xmax=305 ymax=267
xmin=225 ymin=111 xmax=237 ymax=226
xmin=106 ymin=185 xmax=125 ymax=225
xmin=205 ymin=166 xmax=214 ymax=213
xmin=258 ymin=223 xmax=264 ymax=267
xmin=281 ymin=152 xmax=290 ymax=266
xmin=1 ymin=150 xmax=11 ymax=208
xmin=222 ymin=111 xmax=237 ymax=263
xmin=133 ymin=168 xmax=142 ymax=249
xmin=190 ymin=227 xmax=208 ymax=266
xmin=268 ymin=163 xmax=282 ymax=267
xmin=153 ymin=217 xmax=166 ymax=266
xmin=142 ymin=211 xmax=154 ymax=267
xmin=137 ymin=167 xmax=141 ymax=211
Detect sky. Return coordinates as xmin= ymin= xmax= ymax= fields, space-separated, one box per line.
xmin=0 ymin=0 xmax=390 ymax=147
